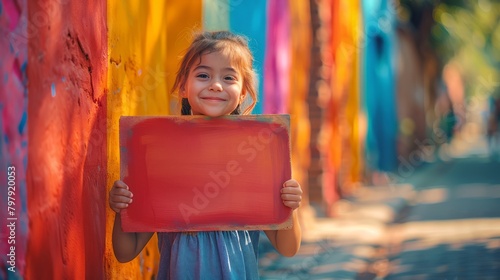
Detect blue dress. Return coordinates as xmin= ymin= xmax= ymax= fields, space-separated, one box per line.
xmin=156 ymin=231 xmax=261 ymax=279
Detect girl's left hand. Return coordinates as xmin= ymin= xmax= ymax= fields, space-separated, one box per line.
xmin=281 ymin=179 xmax=303 ymax=210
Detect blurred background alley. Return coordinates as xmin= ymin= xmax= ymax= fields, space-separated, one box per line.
xmin=1 ymin=0 xmax=499 ymax=279
xmin=259 ymin=128 xmax=500 ymax=279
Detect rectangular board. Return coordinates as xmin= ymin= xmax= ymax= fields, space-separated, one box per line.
xmin=119 ymin=115 xmax=292 ymax=232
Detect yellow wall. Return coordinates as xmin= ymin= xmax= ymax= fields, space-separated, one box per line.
xmin=289 ymin=0 xmax=312 ymax=205
xmin=105 ymin=1 xmax=201 ymax=278
xmin=339 ymin=0 xmax=363 ymax=190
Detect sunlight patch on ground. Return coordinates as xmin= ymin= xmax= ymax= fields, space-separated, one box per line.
xmin=391 ymin=218 xmax=500 ymax=249
xmin=302 ymin=218 xmax=387 ymax=245
xmin=351 ymin=184 xmax=415 ymax=203
xmin=415 ymin=188 xmax=448 ymax=204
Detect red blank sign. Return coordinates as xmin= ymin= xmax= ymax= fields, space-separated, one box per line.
xmin=120 ymin=115 xmax=292 ymax=232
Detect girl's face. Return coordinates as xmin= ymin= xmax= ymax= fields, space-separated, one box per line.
xmin=183 ymin=51 xmax=244 ymax=117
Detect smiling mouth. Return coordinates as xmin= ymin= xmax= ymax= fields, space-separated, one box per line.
xmin=201 ymin=97 xmax=226 ymax=101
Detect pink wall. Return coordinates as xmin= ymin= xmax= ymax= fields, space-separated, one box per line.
xmin=26 ymin=0 xmax=107 ymax=278
xmin=0 ymin=0 xmax=28 ymax=278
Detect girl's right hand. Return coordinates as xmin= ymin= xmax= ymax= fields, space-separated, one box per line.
xmin=109 ymin=180 xmax=133 ymax=213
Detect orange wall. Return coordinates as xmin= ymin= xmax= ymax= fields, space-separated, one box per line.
xmin=26 ymin=0 xmax=107 ymax=278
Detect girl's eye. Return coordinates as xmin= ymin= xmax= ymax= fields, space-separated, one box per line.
xmin=196 ymin=73 xmax=209 ymax=79
xmin=224 ymin=76 xmax=236 ymax=81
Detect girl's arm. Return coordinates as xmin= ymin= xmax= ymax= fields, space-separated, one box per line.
xmin=264 ymin=179 xmax=302 ymax=257
xmin=112 ymin=214 xmax=154 ymax=262
xmin=110 ymin=180 xmax=154 ymax=262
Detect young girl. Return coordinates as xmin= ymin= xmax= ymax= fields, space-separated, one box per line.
xmin=109 ymin=31 xmax=303 ymax=279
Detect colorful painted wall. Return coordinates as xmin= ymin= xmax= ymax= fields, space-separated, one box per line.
xmin=106 ymin=0 xmax=200 ymax=278
xmin=361 ymin=0 xmax=399 ymax=173
xmin=25 ymin=0 xmax=108 ymax=278
xmin=0 ymin=0 xmax=432 ymax=278
xmin=0 ymin=0 xmax=28 ymax=278
xmin=317 ymin=0 xmax=364 ymax=213
xmin=104 ymin=1 xmax=310 ymax=276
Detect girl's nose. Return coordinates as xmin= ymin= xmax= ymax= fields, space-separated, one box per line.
xmin=209 ymin=81 xmax=223 ymax=92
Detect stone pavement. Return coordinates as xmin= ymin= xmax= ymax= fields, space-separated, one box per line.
xmin=382 ymin=158 xmax=500 ymax=280
xmin=258 ymin=135 xmax=500 ymax=279
xmin=258 ymin=184 xmax=416 ymax=280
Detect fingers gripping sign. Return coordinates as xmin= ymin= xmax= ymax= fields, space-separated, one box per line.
xmin=281 ymin=179 xmax=302 ymax=210
xmin=109 ymin=180 xmax=134 ymax=213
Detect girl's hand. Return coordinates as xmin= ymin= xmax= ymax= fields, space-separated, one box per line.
xmin=281 ymin=179 xmax=302 ymax=210
xmin=109 ymin=180 xmax=133 ymax=213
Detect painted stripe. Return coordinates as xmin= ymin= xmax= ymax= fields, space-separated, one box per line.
xmin=229 ymin=0 xmax=267 ymax=114
xmin=0 ymin=0 xmax=28 ymax=278
xmin=203 ymin=0 xmax=229 ymax=31
xmin=288 ymin=0 xmax=311 ymax=202
xmin=361 ymin=0 xmax=398 ymax=172
xmin=106 ymin=0 xmax=202 ymax=278
xmin=263 ymin=0 xmax=290 ymax=114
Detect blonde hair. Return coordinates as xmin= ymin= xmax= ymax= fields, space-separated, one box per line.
xmin=171 ymin=31 xmax=258 ymax=115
